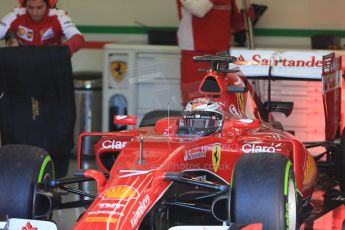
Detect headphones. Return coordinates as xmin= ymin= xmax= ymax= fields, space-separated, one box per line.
xmin=18 ymin=0 xmax=57 ymax=8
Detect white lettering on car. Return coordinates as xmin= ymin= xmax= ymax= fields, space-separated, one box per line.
xmin=241 ymin=143 xmax=281 ymax=153
xmin=86 ymin=203 xmax=126 ymax=217
xmin=184 ymin=150 xmax=207 ymax=161
xmin=184 ymin=146 xmax=211 ymax=161
xmin=97 ymin=203 xmax=125 ymax=209
xmin=130 ymin=194 xmax=150 ymax=228
xmin=87 ymin=210 xmax=124 ymax=216
xmin=102 ymin=140 xmax=128 ymax=149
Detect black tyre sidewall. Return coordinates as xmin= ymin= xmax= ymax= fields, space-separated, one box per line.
xmin=231 ymin=153 xmax=296 ymax=230
xmin=0 ymin=144 xmax=54 ymax=218
xmin=336 ymin=129 xmax=345 ymax=191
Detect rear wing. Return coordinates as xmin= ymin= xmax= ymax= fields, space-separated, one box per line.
xmin=229 ymin=49 xmax=343 ymax=141
xmin=229 ymin=49 xmax=333 ymax=80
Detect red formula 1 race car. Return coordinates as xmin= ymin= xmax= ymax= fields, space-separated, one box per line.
xmin=0 ymin=53 xmax=345 ymax=230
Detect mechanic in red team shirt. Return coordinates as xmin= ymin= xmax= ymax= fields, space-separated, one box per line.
xmin=0 ymin=0 xmax=84 ymax=56
xmin=177 ymin=0 xmax=247 ymax=105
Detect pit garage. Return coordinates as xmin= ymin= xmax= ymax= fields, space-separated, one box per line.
xmin=0 ymin=0 xmax=345 ymax=229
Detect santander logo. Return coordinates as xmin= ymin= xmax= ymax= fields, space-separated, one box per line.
xmin=236 ymin=54 xmax=323 ymax=68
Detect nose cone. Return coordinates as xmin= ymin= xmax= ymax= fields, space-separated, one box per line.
xmin=72 ymin=175 xmax=159 ymax=230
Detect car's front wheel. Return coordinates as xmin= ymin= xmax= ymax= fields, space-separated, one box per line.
xmin=231 ymin=153 xmax=298 ymax=230
xmin=0 ymin=144 xmax=55 ymax=219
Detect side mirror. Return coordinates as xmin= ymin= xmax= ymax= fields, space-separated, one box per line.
xmin=233 ymin=118 xmax=260 ymax=129
xmin=263 ymin=101 xmax=294 ymax=117
xmin=114 ymin=115 xmax=137 ymax=126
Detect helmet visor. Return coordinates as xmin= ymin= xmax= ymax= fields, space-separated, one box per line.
xmin=178 ymin=111 xmax=223 ymax=136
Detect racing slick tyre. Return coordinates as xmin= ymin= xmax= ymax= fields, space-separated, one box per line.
xmin=0 ymin=144 xmax=55 ymax=219
xmin=336 ymin=129 xmax=345 ymax=191
xmin=231 ymin=153 xmax=297 ymax=230
xmin=139 ymin=110 xmax=181 ymax=127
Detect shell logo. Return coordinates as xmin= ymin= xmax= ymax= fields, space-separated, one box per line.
xmin=18 ymin=28 xmax=26 ymax=36
xmin=100 ymin=186 xmax=139 ymax=200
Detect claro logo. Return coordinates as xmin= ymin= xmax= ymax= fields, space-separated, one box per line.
xmin=102 ymin=140 xmax=128 ymax=149
xmin=241 ymin=143 xmax=282 ymax=153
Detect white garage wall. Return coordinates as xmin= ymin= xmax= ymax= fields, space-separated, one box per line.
xmin=0 ymin=0 xmax=179 ymax=26
xmin=252 ymin=0 xmax=345 ymax=29
xmin=1 ymin=0 xmax=345 ymax=71
xmin=2 ymin=0 xmax=344 ymax=29
xmin=62 ymin=0 xmax=179 ymax=26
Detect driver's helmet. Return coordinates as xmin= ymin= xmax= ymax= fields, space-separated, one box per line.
xmin=178 ymin=97 xmax=224 ymax=136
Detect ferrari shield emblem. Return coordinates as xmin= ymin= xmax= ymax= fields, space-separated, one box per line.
xmin=212 ymin=143 xmax=221 ymax=172
xmin=111 ymin=61 xmax=127 ymax=82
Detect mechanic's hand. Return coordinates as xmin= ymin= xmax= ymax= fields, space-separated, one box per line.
xmin=62 ymin=34 xmax=85 ymax=57
xmin=62 ymin=42 xmax=73 ymax=57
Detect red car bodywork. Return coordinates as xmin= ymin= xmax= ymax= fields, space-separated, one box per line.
xmin=72 ymin=63 xmax=321 ymax=229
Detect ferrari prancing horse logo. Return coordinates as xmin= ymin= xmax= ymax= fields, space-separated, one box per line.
xmin=111 ymin=61 xmax=127 ymax=82
xmin=212 ymin=143 xmax=221 ymax=172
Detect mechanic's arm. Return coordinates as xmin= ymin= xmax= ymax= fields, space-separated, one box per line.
xmin=230 ymin=0 xmax=244 ymax=32
xmin=57 ymin=10 xmax=85 ymax=56
xmin=230 ymin=0 xmax=255 ymax=32
xmin=63 ymin=34 xmax=85 ymax=56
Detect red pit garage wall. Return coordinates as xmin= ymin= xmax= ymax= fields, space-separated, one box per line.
xmin=231 ymin=49 xmax=345 ymax=144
